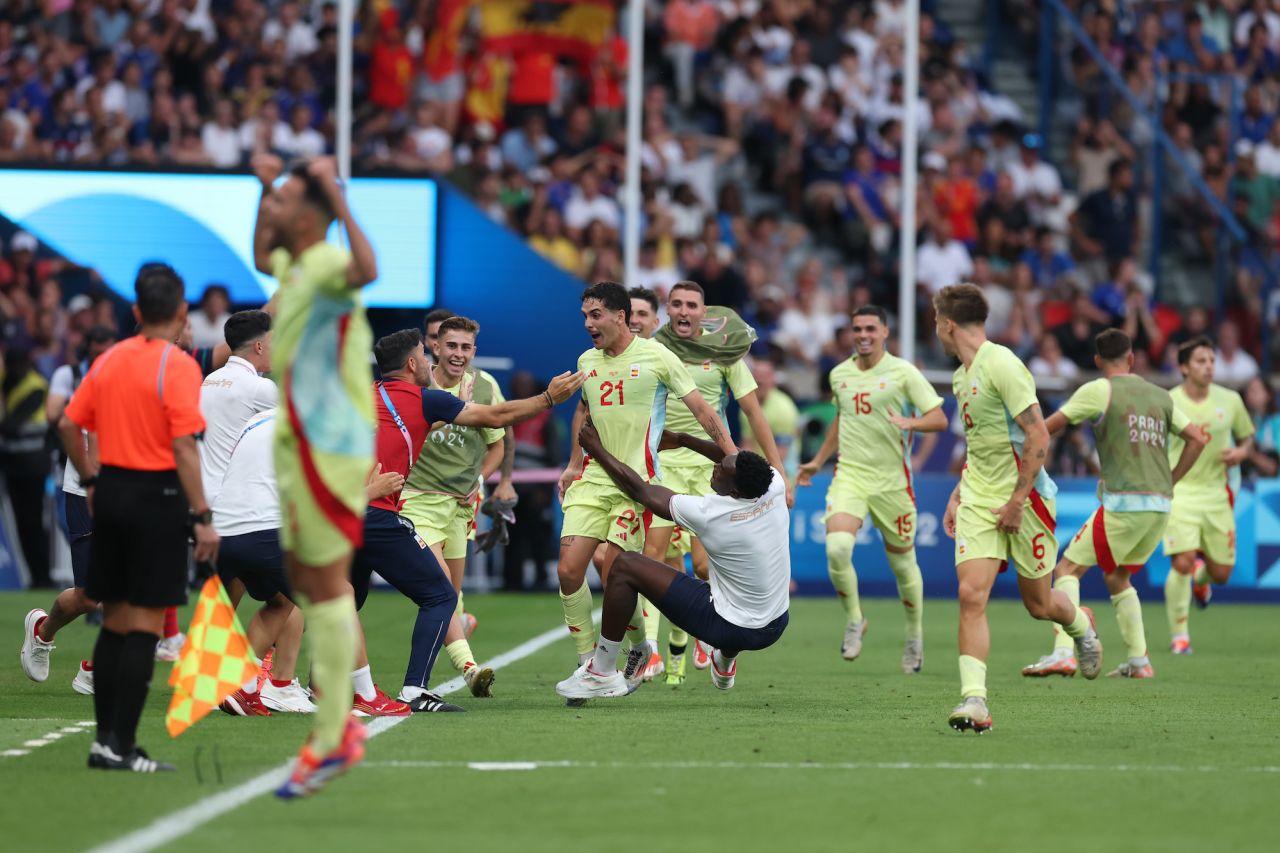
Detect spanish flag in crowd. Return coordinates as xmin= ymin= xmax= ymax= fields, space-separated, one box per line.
xmin=165 ymin=576 xmax=260 ymax=737
xmin=480 ymin=0 xmax=616 ymax=62
xmin=424 ymin=0 xmax=474 ymax=81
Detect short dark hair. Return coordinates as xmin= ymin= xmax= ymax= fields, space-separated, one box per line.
xmin=374 ymin=329 xmax=423 ymax=374
xmin=670 ymin=280 xmax=705 ymax=301
xmin=932 ymin=283 xmax=988 ymax=326
xmin=424 ymin=308 xmax=455 ymax=332
xmin=628 ymin=287 xmax=659 ymax=313
xmin=1108 ymin=158 xmax=1131 ymax=180
xmin=84 ymin=325 xmax=116 ymax=347
xmin=437 ymin=315 xmax=480 ymax=338
xmin=852 ymin=304 xmax=889 ymax=325
xmin=200 ymin=283 xmax=230 ymax=307
xmin=134 ymin=262 xmax=186 ymax=324
xmin=733 ymin=451 xmax=774 ymax=500
xmin=1177 ymin=335 xmax=1214 ymax=366
xmin=581 ymin=280 xmax=631 ymax=324
xmin=288 ymin=160 xmax=336 ymax=222
xmin=224 ymin=310 xmax=272 ymax=351
xmin=1094 ymin=328 xmax=1131 ymax=362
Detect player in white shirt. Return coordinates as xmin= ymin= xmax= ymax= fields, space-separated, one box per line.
xmin=19 ymin=327 xmax=116 ymax=696
xmin=557 ymin=422 xmax=790 ymax=699
xmin=199 ymin=310 xmax=277 ymax=508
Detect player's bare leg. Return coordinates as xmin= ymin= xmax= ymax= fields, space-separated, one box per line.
xmin=825 ymin=513 xmax=869 ymax=661
xmin=21 ymin=587 xmax=100 ymax=687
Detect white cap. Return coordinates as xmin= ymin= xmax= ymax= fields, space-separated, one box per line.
xmin=68 ymin=294 xmax=93 ymax=313
xmin=9 ymin=231 xmax=37 ymax=253
xmin=1236 ymin=139 xmax=1255 ymax=158
xmin=922 ymin=151 xmax=947 ymax=171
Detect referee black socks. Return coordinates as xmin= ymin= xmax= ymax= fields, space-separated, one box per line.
xmin=111 ymin=632 xmax=159 ymax=755
xmin=91 ymin=628 xmax=125 ymax=745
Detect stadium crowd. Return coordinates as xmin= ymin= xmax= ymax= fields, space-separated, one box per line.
xmin=3 ymin=0 xmax=1280 ymax=590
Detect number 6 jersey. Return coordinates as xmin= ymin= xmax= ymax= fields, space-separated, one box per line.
xmin=578 ymin=336 xmax=696 ymax=486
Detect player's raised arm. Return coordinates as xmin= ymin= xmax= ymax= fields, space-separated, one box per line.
xmin=737 ymin=389 xmax=794 ymax=505
xmin=659 ymin=428 xmax=726 ymax=464
xmin=680 ymin=389 xmax=738 ymax=457
xmin=454 ymin=371 xmax=584 ymax=428
xmin=580 ymin=419 xmax=679 ymax=520
xmin=303 ymin=157 xmax=378 ymax=287
xmin=1044 ymin=410 xmax=1069 ymax=435
xmin=1171 ymin=423 xmax=1208 ymax=486
xmin=797 ymin=414 xmax=840 ymax=486
xmin=251 ymin=153 xmax=283 ymax=274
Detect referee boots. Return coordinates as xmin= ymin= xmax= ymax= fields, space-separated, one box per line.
xmin=88 ymin=741 xmax=175 ymax=773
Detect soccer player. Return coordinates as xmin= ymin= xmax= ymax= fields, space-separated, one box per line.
xmin=424 ymin=307 xmax=456 ymax=361
xmin=796 ymin=305 xmax=946 ymax=672
xmin=556 ymin=422 xmax=789 ymax=699
xmin=254 ymin=153 xmax=381 ymax=798
xmin=1162 ymin=336 xmax=1254 ymax=655
xmin=557 ymin=281 xmax=737 ymax=683
xmin=58 ymin=264 xmax=217 ymax=773
xmin=628 ymin=287 xmax=662 ymax=338
xmin=934 ymin=283 xmax=1102 ymax=733
xmin=20 ymin=326 xmax=115 ymax=696
xmin=359 ymin=329 xmax=582 ymax=712
xmin=400 ymin=316 xmax=515 ymax=698
xmin=1022 ymin=330 xmax=1206 ymax=678
xmin=648 ymin=281 xmax=791 ymax=685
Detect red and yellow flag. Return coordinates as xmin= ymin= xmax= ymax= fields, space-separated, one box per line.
xmin=165 ymin=576 xmax=260 ymax=738
xmin=424 ymin=0 xmax=475 ymax=81
xmin=479 ymin=0 xmax=616 ymax=62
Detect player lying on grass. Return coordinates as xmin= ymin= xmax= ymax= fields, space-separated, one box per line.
xmin=556 ymin=421 xmax=790 ymax=700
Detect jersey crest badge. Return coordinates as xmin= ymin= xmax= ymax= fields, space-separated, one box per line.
xmin=629 ymin=364 xmax=640 ymax=378
xmin=702 ymin=360 xmax=712 ymax=371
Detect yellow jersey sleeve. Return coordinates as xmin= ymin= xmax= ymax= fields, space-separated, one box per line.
xmin=901 ymin=361 xmax=944 ymax=416
xmin=1058 ymin=378 xmax=1110 ymax=425
xmin=480 ymin=371 xmax=506 ymax=445
xmin=726 ymin=359 xmax=758 ymax=400
xmin=1230 ymin=390 xmax=1255 ymax=442
xmin=987 ymin=346 xmax=1039 ymax=420
xmin=655 ymin=343 xmax=697 ymax=399
xmin=1171 ymin=405 xmax=1191 ymax=435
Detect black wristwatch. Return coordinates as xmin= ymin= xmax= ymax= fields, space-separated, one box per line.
xmin=192 ymin=509 xmax=213 ymax=526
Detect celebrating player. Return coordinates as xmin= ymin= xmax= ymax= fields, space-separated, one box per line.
xmin=935 ymin=283 xmax=1102 ymax=733
xmin=254 ymin=153 xmax=380 ymax=798
xmin=1163 ymin=336 xmax=1254 ymax=655
xmin=649 ymin=281 xmax=790 ymax=685
xmin=797 ymin=305 xmax=945 ymax=672
xmin=557 ymin=281 xmax=737 ymax=683
xmin=400 ymin=316 xmax=515 ymax=698
xmin=556 ymin=422 xmax=789 ymax=699
xmin=1022 ymin=330 xmax=1206 ymax=678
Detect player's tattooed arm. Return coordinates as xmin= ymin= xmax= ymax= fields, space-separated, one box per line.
xmin=1010 ymin=403 xmax=1050 ymax=503
xmin=682 ymin=390 xmax=738 ymax=456
xmin=579 ymin=419 xmax=678 ymax=520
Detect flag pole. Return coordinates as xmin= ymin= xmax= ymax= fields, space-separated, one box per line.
xmin=898 ymin=0 xmax=919 ymax=361
xmin=337 ymin=0 xmax=354 ymax=185
xmin=622 ymin=0 xmax=644 ymax=288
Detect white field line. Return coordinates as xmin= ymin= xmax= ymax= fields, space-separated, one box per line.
xmin=85 ymin=610 xmax=598 ymax=853
xmin=361 ymin=759 xmax=1280 ymax=775
xmin=1 ymin=719 xmax=96 ymax=757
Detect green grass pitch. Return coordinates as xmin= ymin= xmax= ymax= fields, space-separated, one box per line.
xmin=2 ymin=590 xmax=1277 ymax=852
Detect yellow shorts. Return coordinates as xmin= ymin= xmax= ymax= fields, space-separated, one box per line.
xmin=1163 ymin=497 xmax=1237 ymax=565
xmin=954 ymin=495 xmax=1057 ymax=579
xmin=400 ymin=492 xmax=476 ymax=561
xmin=823 ymin=475 xmax=918 ymax=549
xmin=649 ymin=462 xmax=714 ymax=530
xmin=561 ymin=477 xmax=644 ymax=552
xmin=1063 ymin=508 xmax=1167 ymax=573
xmin=275 ymin=427 xmax=370 ymax=567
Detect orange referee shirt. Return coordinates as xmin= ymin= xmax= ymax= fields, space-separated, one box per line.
xmin=64 ymin=336 xmax=206 ymax=471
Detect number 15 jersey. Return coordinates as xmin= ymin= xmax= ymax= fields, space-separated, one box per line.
xmin=578 ymin=336 xmax=696 ymax=487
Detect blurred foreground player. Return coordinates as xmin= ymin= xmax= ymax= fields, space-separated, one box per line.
xmin=557 ymin=421 xmax=789 ymax=700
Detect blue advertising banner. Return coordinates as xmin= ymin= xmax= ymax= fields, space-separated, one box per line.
xmin=0 ymin=169 xmax=436 ymax=307
xmin=789 ymin=474 xmax=1280 ymax=602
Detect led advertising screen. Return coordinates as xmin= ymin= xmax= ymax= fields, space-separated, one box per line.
xmin=0 ymin=169 xmax=436 ymax=307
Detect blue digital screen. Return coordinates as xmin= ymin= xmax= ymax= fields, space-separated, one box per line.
xmin=0 ymin=169 xmax=436 ymax=307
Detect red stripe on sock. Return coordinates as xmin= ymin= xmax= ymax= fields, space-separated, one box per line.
xmin=163 ymin=607 xmax=179 ymax=638
xmin=270 ymin=678 xmax=292 ymax=688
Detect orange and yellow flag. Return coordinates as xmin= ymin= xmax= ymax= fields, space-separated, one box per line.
xmin=165 ymin=576 xmax=260 ymax=738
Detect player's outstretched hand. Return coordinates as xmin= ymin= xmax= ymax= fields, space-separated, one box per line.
xmin=547 ymin=370 xmax=586 ymax=404
xmin=943 ymin=501 xmax=957 ymax=538
xmin=990 ymin=499 xmax=1023 ymax=535
xmin=251 ymin=152 xmax=283 ymax=188
xmin=307 ymin=156 xmax=341 ymax=192
xmin=885 ymin=409 xmax=912 ymax=430
xmin=784 ymin=476 xmax=795 ymax=509
xmin=578 ymin=418 xmax=603 ymax=457
xmin=796 ymin=460 xmax=820 ymax=487
xmin=557 ymin=464 xmax=581 ymax=502
xmin=1221 ymin=446 xmax=1249 ymax=466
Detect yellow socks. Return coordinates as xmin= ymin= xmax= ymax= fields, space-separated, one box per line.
xmin=1165 ymin=570 xmax=1191 ymax=638
xmin=1062 ymin=603 xmax=1092 ymax=639
xmin=445 ymin=638 xmax=474 ymax=673
xmin=1110 ymin=586 xmax=1147 ymax=660
xmin=1052 ymin=575 xmax=1080 ymax=652
xmin=669 ymin=625 xmax=689 ymax=648
xmin=958 ymin=654 xmax=987 ymax=699
xmin=885 ymin=549 xmax=923 ymax=640
xmin=626 ymin=599 xmax=647 ymax=649
xmin=826 ymin=532 xmax=861 ymax=624
xmin=304 ymin=595 xmax=359 ymax=754
xmin=560 ymin=583 xmax=595 ymax=657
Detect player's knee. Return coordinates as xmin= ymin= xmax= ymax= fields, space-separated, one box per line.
xmin=1171 ymin=554 xmax=1196 ymax=575
xmin=1022 ymin=595 xmax=1054 ymax=621
xmin=1208 ymin=561 xmax=1233 ymax=584
xmin=956 ymin=582 xmax=987 ymax=613
xmin=826 ymin=531 xmax=855 ymax=567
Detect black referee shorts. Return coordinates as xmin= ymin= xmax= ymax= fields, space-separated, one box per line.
xmin=86 ymin=466 xmax=190 ymax=609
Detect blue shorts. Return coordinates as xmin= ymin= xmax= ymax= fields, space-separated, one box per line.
xmin=350 ymin=507 xmax=456 ymax=612
xmin=63 ymin=493 xmax=92 ymax=589
xmin=219 ymin=529 xmax=291 ymax=603
xmin=656 ymin=572 xmax=788 ymax=657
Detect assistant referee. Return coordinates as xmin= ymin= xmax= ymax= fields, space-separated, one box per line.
xmin=60 ymin=263 xmax=219 ymax=773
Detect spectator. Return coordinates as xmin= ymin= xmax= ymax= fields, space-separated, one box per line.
xmin=1231 ymin=141 xmax=1280 ymax=232
xmin=1239 ymin=85 xmax=1274 ymax=143
xmin=1256 ymin=119 xmax=1280 ymax=177
xmin=775 ymin=281 xmax=837 ymax=400
xmin=1053 ymin=291 xmax=1107 ymax=370
xmin=528 ymin=208 xmax=580 ymax=274
xmin=1243 ymin=376 xmax=1280 ymax=478
xmin=932 ymin=152 xmax=980 ymax=246
xmin=189 ymin=284 xmax=231 ymax=350
xmin=722 ymin=45 xmax=767 ymax=139
xmin=93 ymin=0 xmax=132 ymax=49
xmin=500 ymin=113 xmax=557 ymax=173
xmin=1022 ymin=226 xmax=1076 ymax=293
xmin=1028 ymin=332 xmax=1080 ymax=382
xmin=407 ymin=101 xmax=453 ymax=173
xmin=916 ymin=219 xmax=974 ymax=296
xmin=1164 ymin=11 xmax=1221 ymax=69
xmin=263 ymin=1 xmax=318 ymax=63
xmin=368 ymin=8 xmax=412 ymax=113
xmin=1070 ymin=158 xmax=1139 ymax=280
xmin=740 ymin=358 xmax=800 ymax=478
xmin=691 ymin=245 xmax=748 ymax=313
xmin=1005 ymin=133 xmax=1062 ymax=224
xmin=1215 ymin=320 xmax=1260 ymax=383
xmin=564 ymin=169 xmax=620 ymax=240
xmin=275 ymin=103 xmax=324 ymax=158
xmin=1 ymin=348 xmax=50 ymax=588
xmin=664 ymin=0 xmax=721 ymax=109
xmin=977 ymin=171 xmax=1032 ymax=243
xmin=843 ymin=143 xmax=895 ymax=256
xmin=201 ymin=98 xmax=241 ymax=168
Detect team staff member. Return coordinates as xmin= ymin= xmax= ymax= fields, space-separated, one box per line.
xmin=21 ymin=326 xmax=116 ymax=697
xmin=58 ymin=264 xmax=219 ymax=773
